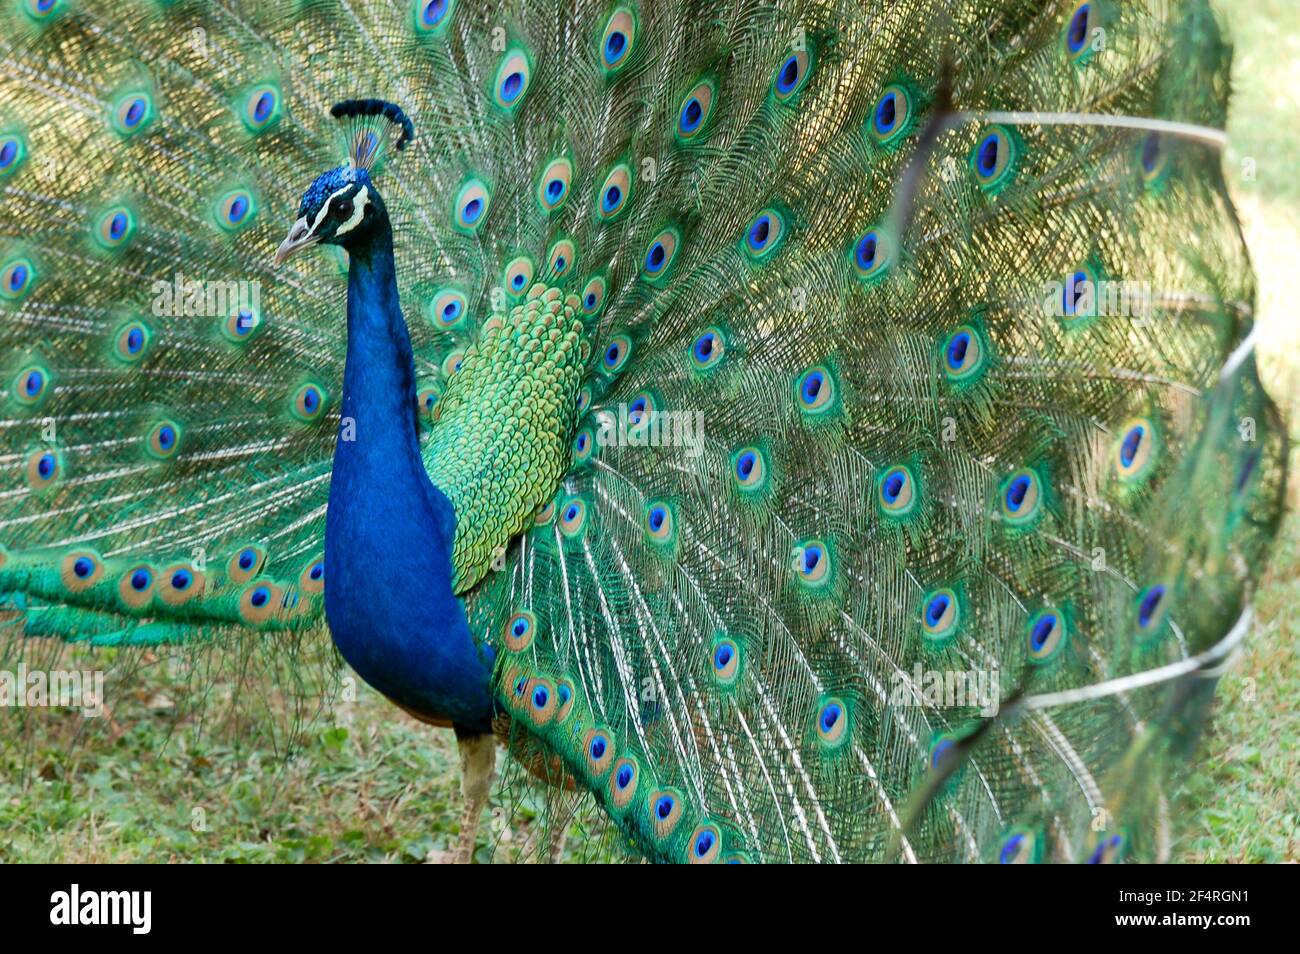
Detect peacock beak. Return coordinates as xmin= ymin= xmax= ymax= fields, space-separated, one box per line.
xmin=275 ymin=216 xmax=318 ymax=264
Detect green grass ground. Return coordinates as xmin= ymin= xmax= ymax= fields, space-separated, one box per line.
xmin=1 ymin=4 xmax=1296 ymax=863
xmin=1171 ymin=0 xmax=1300 ymax=863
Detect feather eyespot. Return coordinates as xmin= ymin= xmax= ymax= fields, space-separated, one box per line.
xmin=794 ymin=365 xmax=837 ymax=416
xmin=23 ymin=0 xmax=67 ymax=22
xmin=429 ymin=288 xmax=468 ymax=330
xmin=493 ymin=49 xmax=532 ymax=111
xmin=773 ymin=49 xmax=813 ymax=102
xmin=112 ymin=321 xmax=152 ymax=363
xmin=609 ymin=757 xmax=639 ymax=809
xmin=1135 ymin=583 xmax=1168 ymax=637
xmin=111 ymin=92 xmax=155 ymax=136
xmin=537 ymin=156 xmax=573 ymax=213
xmin=870 ymin=84 xmax=913 ymax=145
xmin=690 ymin=327 xmax=727 ymax=371
xmin=241 ymin=83 xmax=282 ymax=132
xmin=1027 ymin=608 xmax=1067 ymax=663
xmin=852 ymin=228 xmax=892 ymax=281
xmin=527 ymin=677 xmax=557 ymax=726
xmin=711 ymin=636 xmax=742 ymax=686
xmin=815 ymin=697 xmax=849 ymax=747
xmin=921 ymin=588 xmax=960 ymax=641
xmin=558 ymin=497 xmax=587 ymax=537
xmin=970 ymin=126 xmax=1018 ymax=191
xmin=601 ymin=333 xmax=632 ymax=374
xmin=641 ymin=226 xmax=680 ymax=283
xmin=1064 ymin=2 xmax=1099 ymax=63
xmin=600 ymin=7 xmax=637 ymax=73
xmin=998 ymin=828 xmax=1041 ymax=864
xmin=222 ymin=305 xmax=262 ymax=343
xmin=503 ymin=610 xmax=536 ymax=652
xmin=1059 ymin=264 xmax=1102 ymax=322
xmin=1086 ymin=832 xmax=1127 ymax=864
xmin=226 ymin=545 xmax=266 ymax=585
xmin=239 ymin=580 xmax=285 ymax=625
xmin=547 ymin=238 xmax=576 ymax=278
xmin=941 ymin=325 xmax=987 ymax=384
xmin=440 ymin=349 xmax=466 ymax=378
xmin=929 ymin=734 xmax=960 ymax=772
xmin=214 ymin=188 xmax=257 ymax=231
xmin=12 ymin=364 xmax=50 ymax=407
xmin=1138 ymin=132 xmax=1169 ymax=187
xmin=583 ymin=727 xmax=615 ymax=777
xmin=644 ymin=500 xmax=676 ymax=546
xmin=999 ymin=468 xmax=1043 ymax=525
xmin=60 ymin=550 xmax=103 ymax=592
xmin=580 ymin=275 xmax=607 ymax=316
xmin=675 ymin=79 xmax=716 ymax=142
xmin=145 ymin=419 xmax=182 ymax=460
xmin=1 ymin=257 xmax=36 ymax=300
xmin=94 ymin=206 xmax=136 ymax=250
xmin=1236 ymin=449 xmax=1260 ymax=495
xmin=160 ymin=563 xmax=206 ymax=606
xmin=26 ymin=446 xmax=62 ymax=491
xmin=412 ymin=0 xmax=454 ymax=34
xmin=626 ymin=391 xmax=656 ymax=430
xmin=291 ymin=383 xmax=328 ymax=422
xmin=877 ymin=464 xmax=918 ymax=517
xmin=688 ymin=823 xmax=723 ymax=864
xmin=730 ymin=446 xmax=768 ymax=493
xmin=417 ymin=382 xmax=442 ymax=419
xmin=503 ymin=255 xmax=535 ymax=297
xmin=597 ymin=163 xmax=632 ymax=221
xmin=1115 ymin=417 xmax=1158 ymax=481
xmin=573 ymin=426 xmax=596 ymax=464
xmin=793 ymin=539 xmax=831 ymax=588
xmin=0 ymin=132 xmax=27 ymax=179
xmin=554 ymin=680 xmax=575 ymax=723
xmin=453 ymin=178 xmax=491 ymax=231
xmin=648 ymin=789 xmax=685 ymax=840
xmin=743 ymin=207 xmax=787 ymax=262
xmin=535 ymin=499 xmax=557 ymax=526
xmin=298 ymin=557 xmax=325 ymax=595
xmin=118 ymin=564 xmax=156 ymax=609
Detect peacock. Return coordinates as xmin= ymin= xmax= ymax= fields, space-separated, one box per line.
xmin=0 ymin=0 xmax=1286 ymax=864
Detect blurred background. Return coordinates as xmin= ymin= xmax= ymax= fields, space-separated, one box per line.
xmin=1 ymin=1 xmax=1296 ymax=862
xmin=1175 ymin=0 xmax=1299 ymax=863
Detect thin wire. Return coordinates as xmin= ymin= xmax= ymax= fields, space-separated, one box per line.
xmin=954 ymin=110 xmax=1230 ymax=148
xmin=1023 ymin=607 xmax=1251 ymax=710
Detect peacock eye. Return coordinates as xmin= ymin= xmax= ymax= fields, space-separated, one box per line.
xmin=332 ymin=198 xmax=354 ymax=220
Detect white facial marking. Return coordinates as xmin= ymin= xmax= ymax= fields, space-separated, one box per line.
xmin=308 ymin=185 xmax=352 ymax=236
xmin=334 ymin=185 xmax=370 ymax=237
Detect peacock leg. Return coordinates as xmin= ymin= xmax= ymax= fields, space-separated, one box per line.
xmin=452 ymin=729 xmax=496 ymax=864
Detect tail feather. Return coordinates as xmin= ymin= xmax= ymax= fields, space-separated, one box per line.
xmin=0 ymin=0 xmax=1285 ymax=863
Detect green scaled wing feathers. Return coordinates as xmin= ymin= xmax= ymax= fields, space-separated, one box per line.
xmin=460 ymin=0 xmax=1286 ymax=862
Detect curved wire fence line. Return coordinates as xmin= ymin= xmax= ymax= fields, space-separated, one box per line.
xmin=957 ymin=110 xmax=1230 ymax=148
xmin=1023 ymin=606 xmax=1251 ymax=710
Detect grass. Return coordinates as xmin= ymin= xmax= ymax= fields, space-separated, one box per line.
xmin=2 ymin=4 xmax=1297 ymax=863
xmin=0 ymin=647 xmax=626 ymax=863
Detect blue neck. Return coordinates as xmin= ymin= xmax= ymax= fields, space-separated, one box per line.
xmin=323 ymin=223 xmax=495 ymax=731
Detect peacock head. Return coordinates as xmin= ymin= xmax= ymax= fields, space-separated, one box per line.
xmin=275 ymin=99 xmax=414 ymax=264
